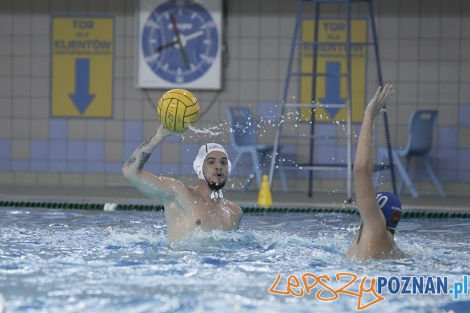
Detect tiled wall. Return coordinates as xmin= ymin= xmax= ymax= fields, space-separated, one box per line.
xmin=0 ymin=0 xmax=469 ymax=195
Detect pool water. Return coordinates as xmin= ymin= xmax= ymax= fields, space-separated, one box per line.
xmin=0 ymin=207 xmax=469 ymax=313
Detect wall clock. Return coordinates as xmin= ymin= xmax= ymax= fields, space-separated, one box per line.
xmin=137 ymin=0 xmax=222 ymax=89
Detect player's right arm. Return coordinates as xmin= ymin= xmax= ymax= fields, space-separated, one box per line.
xmin=354 ymin=85 xmax=394 ymax=234
xmin=122 ymin=125 xmax=187 ymax=202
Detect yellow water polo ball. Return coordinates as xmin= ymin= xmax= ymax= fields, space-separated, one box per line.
xmin=157 ymin=89 xmax=200 ymax=133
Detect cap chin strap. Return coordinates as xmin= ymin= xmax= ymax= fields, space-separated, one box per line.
xmin=210 ymin=190 xmax=223 ymax=200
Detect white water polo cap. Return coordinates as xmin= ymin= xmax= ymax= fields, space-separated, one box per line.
xmin=193 ymin=143 xmax=232 ymax=180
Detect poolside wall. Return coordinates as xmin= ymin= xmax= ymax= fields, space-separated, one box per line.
xmin=0 ymin=0 xmax=469 ymax=195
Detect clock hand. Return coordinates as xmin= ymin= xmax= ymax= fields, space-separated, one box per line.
xmin=155 ymin=40 xmax=178 ymax=52
xmin=169 ymin=14 xmax=190 ymax=69
xmin=180 ymin=30 xmax=204 ymax=47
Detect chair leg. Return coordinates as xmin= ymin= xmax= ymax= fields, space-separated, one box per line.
xmin=423 ymin=156 xmax=446 ymax=197
xmin=250 ymin=150 xmax=263 ymax=187
xmin=276 ymin=158 xmax=288 ymax=192
xmin=373 ymin=147 xmax=387 ymax=186
xmin=393 ymin=151 xmax=419 ymax=198
xmin=398 ymin=156 xmax=411 ymax=195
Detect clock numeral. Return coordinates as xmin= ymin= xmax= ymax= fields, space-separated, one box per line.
xmin=145 ymin=54 xmax=159 ymax=63
xmin=145 ymin=20 xmax=159 ymax=29
xmin=200 ymin=54 xmax=214 ymax=64
xmin=176 ymin=76 xmax=184 ymax=83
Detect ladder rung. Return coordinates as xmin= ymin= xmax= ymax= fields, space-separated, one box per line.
xmin=284 ymin=103 xmax=346 ymax=108
xmin=290 ymin=72 xmax=350 ymax=77
xmin=295 ymin=41 xmax=374 ymax=46
xmin=302 ymin=0 xmax=369 ymax=3
xmin=279 ymin=164 xmax=348 ymax=171
xmin=280 ymin=134 xmax=348 ymax=139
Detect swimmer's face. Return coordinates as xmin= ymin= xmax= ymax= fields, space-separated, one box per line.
xmin=203 ymin=151 xmax=228 ymax=190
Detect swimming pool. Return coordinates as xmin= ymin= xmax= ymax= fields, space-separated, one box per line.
xmin=0 ymin=207 xmax=469 ymax=313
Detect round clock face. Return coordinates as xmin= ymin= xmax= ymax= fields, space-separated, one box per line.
xmin=141 ymin=0 xmax=219 ymax=84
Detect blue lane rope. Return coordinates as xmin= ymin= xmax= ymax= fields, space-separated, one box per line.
xmin=0 ymin=201 xmax=469 ymax=218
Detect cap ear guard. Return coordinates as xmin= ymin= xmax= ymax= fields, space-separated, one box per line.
xmin=376 ymin=192 xmax=402 ymax=231
xmin=193 ymin=143 xmax=231 ymax=180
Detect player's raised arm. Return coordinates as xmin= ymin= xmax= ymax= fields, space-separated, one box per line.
xmin=354 ymin=84 xmax=394 ymax=228
xmin=122 ymin=125 xmax=186 ymax=201
xmin=122 ymin=89 xmax=200 ymax=202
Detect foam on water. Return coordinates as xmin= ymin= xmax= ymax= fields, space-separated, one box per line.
xmin=1 ymin=208 xmax=468 ymax=313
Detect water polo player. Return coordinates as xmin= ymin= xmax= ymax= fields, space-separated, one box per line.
xmin=347 ymin=84 xmax=404 ymax=259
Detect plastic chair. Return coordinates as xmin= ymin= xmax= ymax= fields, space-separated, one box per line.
xmin=375 ymin=110 xmax=446 ymax=198
xmin=226 ymin=107 xmax=287 ymax=191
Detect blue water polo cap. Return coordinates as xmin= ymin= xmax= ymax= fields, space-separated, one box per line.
xmin=376 ymin=192 xmax=402 ymax=230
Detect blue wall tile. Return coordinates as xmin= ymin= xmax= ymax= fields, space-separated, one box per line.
xmin=438 ymin=127 xmax=458 ymax=148
xmin=158 ymin=164 xmax=180 ymax=175
xmin=124 ymin=120 xmax=142 ymax=141
xmin=67 ymin=162 xmax=86 ymax=173
xmin=458 ymin=171 xmax=470 ymax=182
xmin=12 ymin=160 xmax=28 ymax=171
xmin=49 ymin=161 xmax=66 ymax=172
xmin=0 ymin=139 xmax=11 ymax=159
xmin=458 ymin=149 xmax=470 ymax=171
xmin=86 ymin=141 xmax=104 ymax=161
xmin=67 ymin=141 xmax=85 ymax=161
xmin=49 ymin=140 xmax=67 ymax=161
xmin=30 ymin=139 xmax=48 ymax=160
xmin=459 ymin=104 xmax=470 ymax=126
xmin=437 ymin=148 xmax=459 ymax=170
xmin=181 ymin=143 xmax=199 ymax=164
xmin=123 ymin=142 xmax=140 ymax=160
xmin=30 ymin=160 xmax=48 ymax=172
xmin=105 ymin=162 xmax=122 ymax=173
xmin=48 ymin=119 xmax=67 ymax=140
xmin=0 ymin=160 xmax=10 ymax=170
xmin=86 ymin=162 xmax=104 ymax=173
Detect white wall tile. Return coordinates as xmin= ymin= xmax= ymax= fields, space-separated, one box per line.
xmin=418 ymin=82 xmax=439 ymax=106
xmin=12 ymin=98 xmax=30 ymax=118
xmin=0 ymin=118 xmax=11 ymax=137
xmin=260 ymin=38 xmax=280 ymax=59
xmin=438 ymin=82 xmax=459 ymax=105
xmin=418 ymin=61 xmax=439 ymax=82
xmin=0 ymin=16 xmax=13 ymax=35
xmin=440 ymin=17 xmax=461 ymax=39
xmin=30 ymin=98 xmax=49 ymax=119
xmin=68 ymin=120 xmax=87 ymax=140
xmin=399 ymin=17 xmax=419 ymax=39
xmin=239 ymin=79 xmax=258 ymax=102
xmin=240 ymin=59 xmax=259 ymax=80
xmin=259 ymin=16 xmax=280 ymax=38
xmin=0 ymin=78 xmax=12 ymax=97
xmin=399 ymin=39 xmax=419 ymax=60
xmin=12 ymin=77 xmax=31 ymax=97
xmin=13 ymin=35 xmax=31 ymax=56
xmin=419 ymin=17 xmax=440 ymax=39
xmin=11 ymin=120 xmax=30 ymax=139
xmin=13 ymin=16 xmax=32 ymax=35
xmin=259 ymin=60 xmax=279 ymax=80
xmin=459 ymin=62 xmax=470 ymax=82
xmin=31 ymin=56 xmax=49 ymax=77
xmin=0 ymin=35 xmax=13 ymax=55
xmin=13 ymin=56 xmax=31 ymax=76
xmin=30 ymin=119 xmax=48 ymax=139
xmin=419 ymin=39 xmax=440 ymax=60
xmin=400 ymin=60 xmax=421 ymax=82
xmin=240 ymin=38 xmax=259 ymax=59
xmin=439 ymin=61 xmax=460 ymax=82
xmin=440 ymin=39 xmax=460 ymax=61
xmin=31 ymin=35 xmax=49 ymax=56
